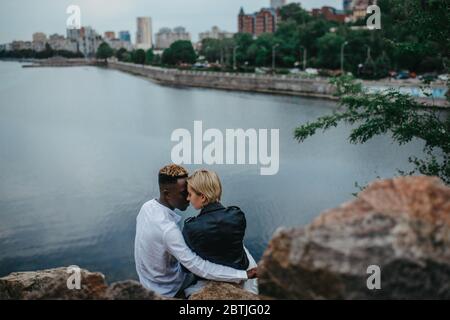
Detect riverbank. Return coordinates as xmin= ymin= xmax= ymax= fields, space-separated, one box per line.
xmin=108 ymin=61 xmax=338 ymax=100
xmin=11 ymin=58 xmax=448 ymax=107
xmin=106 ymin=61 xmax=448 ymax=108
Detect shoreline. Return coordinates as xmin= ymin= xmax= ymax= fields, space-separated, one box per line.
xmin=3 ymin=58 xmax=448 ymax=108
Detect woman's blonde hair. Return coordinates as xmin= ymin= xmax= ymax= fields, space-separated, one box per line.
xmin=187 ymin=169 xmax=222 ymax=205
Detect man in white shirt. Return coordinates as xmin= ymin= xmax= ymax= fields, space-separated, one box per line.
xmin=134 ymin=164 xmax=257 ymax=297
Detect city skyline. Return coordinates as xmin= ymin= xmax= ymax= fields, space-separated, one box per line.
xmin=0 ymin=0 xmax=342 ymax=44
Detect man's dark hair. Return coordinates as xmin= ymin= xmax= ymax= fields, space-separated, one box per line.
xmin=158 ymin=164 xmax=188 ymax=187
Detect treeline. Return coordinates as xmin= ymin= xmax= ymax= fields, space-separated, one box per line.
xmin=0 ymin=43 xmax=84 ymax=59
xmin=110 ymin=41 xmax=196 ymax=67
xmin=97 ymin=0 xmax=448 ymax=79
xmin=197 ymin=0 xmax=447 ymax=78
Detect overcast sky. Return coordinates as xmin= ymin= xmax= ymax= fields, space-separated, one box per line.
xmin=0 ymin=0 xmax=342 ymax=43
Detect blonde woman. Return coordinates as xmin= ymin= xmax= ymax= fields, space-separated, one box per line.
xmin=182 ymin=169 xmax=258 ymax=296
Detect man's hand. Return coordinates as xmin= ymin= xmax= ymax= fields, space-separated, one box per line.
xmin=246 ymin=267 xmax=258 ymax=279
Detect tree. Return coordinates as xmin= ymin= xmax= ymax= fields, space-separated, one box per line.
xmin=316 ymin=33 xmax=345 ymax=69
xmin=162 ymin=40 xmax=196 ymax=66
xmin=96 ymin=42 xmax=113 ymax=62
xmin=294 ymin=0 xmax=450 ymax=184
xmin=116 ymin=48 xmax=128 ymax=61
xmin=233 ymin=33 xmax=254 ymax=66
xmin=279 ymin=3 xmax=312 ymax=25
xmin=145 ymin=49 xmax=154 ymax=65
xmin=133 ymin=49 xmax=146 ymax=65
xmin=161 ymin=48 xmax=174 ymax=65
xmin=295 ymin=75 xmax=450 ymax=184
xmin=200 ymin=38 xmax=222 ymax=64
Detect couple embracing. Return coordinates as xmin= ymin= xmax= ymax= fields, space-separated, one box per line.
xmin=134 ymin=164 xmax=258 ymax=298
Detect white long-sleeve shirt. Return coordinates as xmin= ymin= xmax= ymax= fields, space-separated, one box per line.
xmin=134 ymin=199 xmax=248 ymax=297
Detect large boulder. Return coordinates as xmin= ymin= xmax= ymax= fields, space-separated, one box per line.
xmin=0 ymin=267 xmax=166 ymax=300
xmin=258 ymin=176 xmax=450 ymax=299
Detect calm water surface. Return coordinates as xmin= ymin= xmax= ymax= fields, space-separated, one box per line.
xmin=0 ymin=61 xmax=424 ymax=281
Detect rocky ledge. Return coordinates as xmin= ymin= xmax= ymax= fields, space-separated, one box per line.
xmin=0 ymin=267 xmax=258 ymax=300
xmin=258 ymin=176 xmax=450 ymax=299
xmin=1 ymin=176 xmax=449 ymax=300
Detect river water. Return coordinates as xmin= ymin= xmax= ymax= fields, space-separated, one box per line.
xmin=0 ymin=61 xmax=425 ymax=282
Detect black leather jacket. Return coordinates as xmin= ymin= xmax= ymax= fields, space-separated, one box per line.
xmin=182 ymin=202 xmax=249 ymax=270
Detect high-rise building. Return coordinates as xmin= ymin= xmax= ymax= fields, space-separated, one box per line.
xmin=136 ymin=17 xmax=153 ymax=50
xmin=311 ymin=6 xmax=350 ymax=23
xmin=238 ymin=7 xmax=255 ymax=35
xmin=343 ymin=0 xmax=353 ymax=11
xmin=67 ymin=26 xmax=101 ymax=57
xmin=238 ymin=7 xmax=280 ymax=36
xmin=351 ymin=0 xmax=378 ymax=21
xmin=32 ymin=32 xmax=47 ymax=52
xmin=32 ymin=32 xmax=47 ymax=43
xmin=155 ymin=27 xmax=191 ymax=49
xmin=199 ymin=26 xmax=234 ymax=41
xmin=270 ymin=0 xmax=286 ymax=9
xmin=104 ymin=31 xmax=116 ymax=40
xmin=118 ymin=31 xmax=131 ymax=43
xmin=48 ymin=33 xmax=78 ymax=52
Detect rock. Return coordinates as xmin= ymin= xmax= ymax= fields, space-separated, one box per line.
xmin=189 ymin=282 xmax=259 ymax=300
xmin=258 ymin=176 xmax=450 ymax=299
xmin=0 ymin=267 xmax=166 ymax=300
xmin=105 ymin=280 xmax=167 ymax=300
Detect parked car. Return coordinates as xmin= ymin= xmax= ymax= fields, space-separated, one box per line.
xmin=193 ymin=62 xmax=208 ymax=69
xmin=438 ymin=74 xmax=449 ymax=81
xmin=395 ymin=70 xmax=410 ymax=80
xmin=255 ymin=67 xmax=270 ymax=74
xmin=305 ymin=68 xmax=319 ymax=75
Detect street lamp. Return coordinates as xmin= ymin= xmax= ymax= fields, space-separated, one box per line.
xmin=272 ymin=44 xmax=279 ymax=72
xmin=300 ymin=45 xmax=307 ymax=70
xmin=340 ymin=41 xmax=349 ymax=74
xmin=233 ymin=45 xmax=240 ymax=71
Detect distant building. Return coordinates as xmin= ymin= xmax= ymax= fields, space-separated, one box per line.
xmin=104 ymin=31 xmax=116 ymax=41
xmin=118 ymin=31 xmax=131 ymax=43
xmin=343 ymin=0 xmax=353 ymax=11
xmin=106 ymin=38 xmax=134 ymax=51
xmin=351 ymin=0 xmax=378 ymax=21
xmin=32 ymin=32 xmax=47 ymax=52
xmin=199 ymin=26 xmax=234 ymax=41
xmin=270 ymin=0 xmax=287 ymax=9
xmin=136 ymin=17 xmax=153 ymax=50
xmin=11 ymin=41 xmax=32 ymax=51
xmin=238 ymin=8 xmax=255 ymax=35
xmin=155 ymin=26 xmax=191 ymax=49
xmin=311 ymin=6 xmax=350 ymax=23
xmin=47 ymin=33 xmax=77 ymax=52
xmin=67 ymin=26 xmax=102 ymax=57
xmin=0 ymin=43 xmax=11 ymax=51
xmin=238 ymin=7 xmax=281 ymax=36
xmin=32 ymin=32 xmax=47 ymax=43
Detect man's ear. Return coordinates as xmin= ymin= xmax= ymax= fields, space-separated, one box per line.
xmin=162 ymin=188 xmax=170 ymax=200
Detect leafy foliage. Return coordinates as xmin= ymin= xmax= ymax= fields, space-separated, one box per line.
xmin=294 ymin=75 xmax=450 ymax=183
